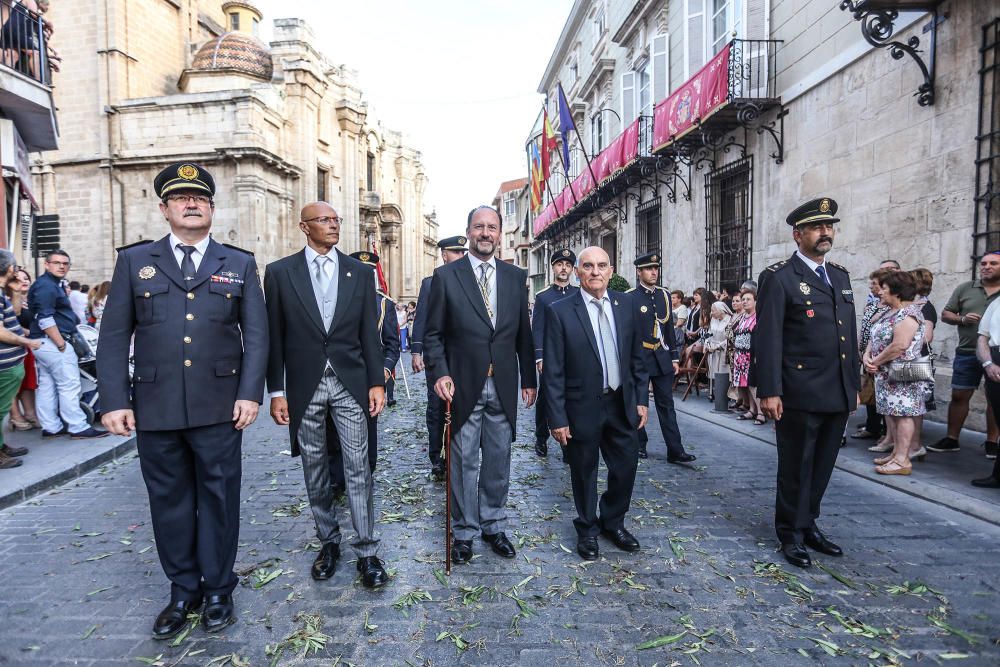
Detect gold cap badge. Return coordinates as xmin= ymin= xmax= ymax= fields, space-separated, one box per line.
xmin=651 ymin=255 xmax=658 ymax=262
xmin=819 ymin=198 xmax=830 ymax=213
xmin=177 ymin=164 xmax=199 ymax=180
xmin=138 ymin=266 xmax=156 ymax=280
xmin=458 ymin=237 xmax=467 ymax=245
xmin=562 ymin=249 xmax=570 ymax=256
xmin=359 ymin=252 xmax=371 ymax=262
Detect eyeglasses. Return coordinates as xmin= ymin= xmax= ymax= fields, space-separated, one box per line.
xmin=302 ymin=216 xmax=342 ymax=225
xmin=166 ymin=194 xmax=213 ymax=206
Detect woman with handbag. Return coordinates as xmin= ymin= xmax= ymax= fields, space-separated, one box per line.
xmin=863 ymin=271 xmax=930 ymax=475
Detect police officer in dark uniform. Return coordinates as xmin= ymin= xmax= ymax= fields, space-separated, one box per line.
xmin=627 ymin=252 xmax=697 ymax=463
xmin=531 ymin=248 xmax=579 ymax=458
xmin=327 ymin=251 xmax=401 ymax=491
xmin=410 ymin=235 xmax=467 ymax=478
xmin=97 ymin=162 xmax=268 ymax=637
xmin=755 ymin=197 xmax=860 ymax=569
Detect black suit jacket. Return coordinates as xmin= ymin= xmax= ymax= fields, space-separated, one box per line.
xmin=409 ymin=275 xmax=432 ymax=355
xmin=423 ymin=256 xmax=535 ymax=431
xmin=531 ymin=284 xmax=579 ymax=363
xmin=97 ymin=236 xmax=268 ymax=431
xmin=377 ymin=292 xmax=401 ymax=374
xmin=543 ymin=290 xmax=649 ymax=442
xmin=264 ymin=249 xmax=383 ymax=455
xmin=755 ymin=253 xmax=861 ymax=413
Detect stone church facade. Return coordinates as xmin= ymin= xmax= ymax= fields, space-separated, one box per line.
xmin=32 ymin=0 xmax=437 ymax=301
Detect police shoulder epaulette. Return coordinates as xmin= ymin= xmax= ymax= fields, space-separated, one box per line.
xmin=536 ymin=285 xmax=552 ymax=294
xmin=624 ymin=287 xmax=636 ymax=293
xmin=222 ymin=242 xmax=253 ymax=256
xmin=827 ymin=261 xmax=848 ymax=273
xmin=765 ymin=260 xmax=788 ymax=272
xmin=115 ymin=239 xmax=153 ymax=252
xmin=656 ymin=285 xmax=671 ymax=293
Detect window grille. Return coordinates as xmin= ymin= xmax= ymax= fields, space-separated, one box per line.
xmin=973 ymin=18 xmax=1000 ymax=276
xmin=704 ymin=157 xmax=753 ymax=291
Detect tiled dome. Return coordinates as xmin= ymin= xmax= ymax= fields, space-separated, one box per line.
xmin=191 ymin=32 xmax=273 ymax=81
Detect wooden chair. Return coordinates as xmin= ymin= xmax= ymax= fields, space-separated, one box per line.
xmin=673 ymin=352 xmax=708 ymax=401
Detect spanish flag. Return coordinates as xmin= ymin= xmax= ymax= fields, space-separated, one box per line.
xmin=529 ymin=141 xmax=543 ymax=214
xmin=542 ymin=108 xmax=558 ymax=182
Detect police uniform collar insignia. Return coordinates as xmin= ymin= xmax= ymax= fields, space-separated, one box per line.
xmin=799 ymin=282 xmax=811 ymax=295
xmin=139 ymin=266 xmax=156 ymax=280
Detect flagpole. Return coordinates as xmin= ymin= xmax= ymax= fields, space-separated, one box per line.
xmin=559 ymin=82 xmax=600 ymax=195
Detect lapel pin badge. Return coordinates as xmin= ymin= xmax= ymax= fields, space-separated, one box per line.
xmin=799 ymin=282 xmax=811 ymax=295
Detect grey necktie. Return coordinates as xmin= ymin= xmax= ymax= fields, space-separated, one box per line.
xmin=478 ymin=263 xmax=494 ymax=320
xmin=314 ymin=255 xmax=330 ymax=291
xmin=177 ymin=245 xmax=196 ymax=281
xmin=592 ymin=298 xmax=621 ymax=390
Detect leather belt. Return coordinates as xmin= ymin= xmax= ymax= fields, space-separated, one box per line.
xmin=602 ymin=386 xmax=622 ymax=395
xmin=487 ymin=363 xmax=494 ymax=377
xmin=642 ymin=341 xmax=662 ymax=350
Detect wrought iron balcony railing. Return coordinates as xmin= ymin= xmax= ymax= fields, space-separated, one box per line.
xmin=0 ymin=0 xmax=50 ymax=86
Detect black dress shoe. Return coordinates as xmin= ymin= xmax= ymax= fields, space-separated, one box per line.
xmin=451 ymin=539 xmax=473 ymax=564
xmin=600 ymin=527 xmax=640 ymax=552
xmin=357 ymin=556 xmax=389 ymax=588
xmin=387 ymin=399 xmax=397 ymax=407
xmin=667 ymin=452 xmax=697 ymax=464
xmin=534 ymin=440 xmax=548 ymax=457
xmin=201 ymin=594 xmax=235 ymax=633
xmin=152 ymin=598 xmax=202 ymax=640
xmin=481 ymin=531 xmax=516 ymax=558
xmin=781 ymin=543 xmax=812 ymax=568
xmin=577 ymin=536 xmax=599 ymax=560
xmin=430 ymin=460 xmax=446 ymax=479
xmin=637 ymin=447 xmax=648 ymax=459
xmin=311 ymin=542 xmax=340 ymax=580
xmin=41 ymin=427 xmax=67 ymax=438
xmin=805 ymin=530 xmax=843 ymax=556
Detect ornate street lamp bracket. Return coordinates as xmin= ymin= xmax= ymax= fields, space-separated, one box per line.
xmin=839 ymin=1 xmax=944 ymax=107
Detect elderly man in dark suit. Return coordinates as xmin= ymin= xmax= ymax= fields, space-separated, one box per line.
xmin=423 ymin=205 xmax=536 ymax=564
xmin=98 ymin=162 xmax=268 ymax=638
xmin=543 ymin=246 xmax=649 ymax=561
xmin=264 ymin=201 xmax=388 ymax=589
xmin=756 ymin=197 xmax=860 ymax=569
xmin=410 ymin=235 xmax=467 ymax=479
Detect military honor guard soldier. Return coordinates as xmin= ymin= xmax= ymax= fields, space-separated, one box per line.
xmin=543 ymin=247 xmax=649 ymax=561
xmin=410 ymin=235 xmax=468 ymax=478
xmin=627 ymin=252 xmax=696 ymax=463
xmin=755 ymin=197 xmax=861 ymax=569
xmin=531 ymin=248 xmax=579 ymax=458
xmin=326 ymin=251 xmax=401 ymax=492
xmin=97 ymin=163 xmax=269 ymax=638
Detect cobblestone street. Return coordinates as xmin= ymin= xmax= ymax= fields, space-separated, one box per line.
xmin=1 ymin=355 xmax=998 ymax=666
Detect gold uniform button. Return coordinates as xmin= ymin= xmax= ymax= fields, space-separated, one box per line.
xmin=226 ymin=293 xmax=232 ymax=299
xmin=806 ymin=300 xmax=812 ymax=305
xmin=186 ymin=313 xmax=194 ymax=321
xmin=184 ymin=359 xmax=192 ymax=367
xmin=838 ymin=320 xmax=843 ymax=325
xmin=144 ymin=291 xmax=150 ymax=298
xmin=796 ymin=364 xmax=803 ymax=369
xmin=840 ymin=336 xmax=846 ymax=341
xmin=183 ymin=336 xmax=192 ymax=344
xmin=187 ymin=292 xmax=194 ymax=300
xmin=231 ymin=369 xmax=237 ymax=374
xmin=841 ymin=353 xmax=846 ymax=359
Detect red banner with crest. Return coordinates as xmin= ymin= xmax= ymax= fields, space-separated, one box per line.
xmin=653 ymin=43 xmax=731 ymax=152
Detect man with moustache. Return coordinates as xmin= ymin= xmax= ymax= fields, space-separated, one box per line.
xmin=264 ymin=201 xmax=389 ymax=588
xmin=423 ymin=205 xmax=535 ymax=564
xmin=410 ymin=235 xmax=468 ymax=479
xmin=543 ymin=247 xmax=649 ymax=560
xmin=531 ymin=248 xmax=579 ymax=458
xmin=756 ymin=197 xmax=860 ymax=569
xmin=97 ymin=163 xmax=268 ymax=637
xmin=626 ymin=252 xmax=696 ymax=463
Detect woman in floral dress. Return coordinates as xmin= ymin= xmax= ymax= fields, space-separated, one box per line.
xmin=864 ymin=271 xmax=928 ymax=476
xmin=732 ymin=287 xmax=764 ymax=424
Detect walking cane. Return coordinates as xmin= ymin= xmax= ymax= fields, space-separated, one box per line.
xmin=443 ymin=398 xmax=453 ymax=575
xmin=396 ymin=358 xmax=411 ymax=399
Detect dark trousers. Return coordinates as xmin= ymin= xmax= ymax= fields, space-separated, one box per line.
xmin=328 ymin=413 xmax=377 ymax=485
xmin=534 ymin=372 xmax=548 ymax=444
xmin=386 ymin=376 xmax=395 ymax=402
xmin=426 ymin=384 xmax=444 ymax=465
xmin=638 ymin=372 xmax=685 ymax=457
xmin=566 ymin=389 xmax=639 ymax=538
xmin=863 ymin=404 xmax=884 ymax=437
xmin=136 ymin=422 xmax=242 ymax=601
xmin=774 ymin=409 xmax=848 ymax=544
xmin=984 ymin=348 xmax=1000 ymax=421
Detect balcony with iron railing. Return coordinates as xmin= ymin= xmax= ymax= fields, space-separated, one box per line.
xmin=0 ymin=0 xmax=57 ymax=152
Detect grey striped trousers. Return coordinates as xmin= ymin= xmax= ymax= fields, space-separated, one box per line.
xmin=297 ymin=368 xmax=379 ymax=557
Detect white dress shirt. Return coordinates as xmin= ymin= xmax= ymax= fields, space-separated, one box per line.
xmin=795 ymin=249 xmax=830 ymax=285
xmin=467 ymin=253 xmax=498 ymax=322
xmin=169 ymin=232 xmax=211 ymax=273
xmin=583 ymin=290 xmax=619 ymax=379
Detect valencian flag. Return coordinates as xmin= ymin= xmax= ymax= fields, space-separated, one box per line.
xmin=542 ymin=108 xmax=558 ymax=182
xmin=557 ymin=83 xmax=575 ymax=170
xmin=528 ymin=140 xmax=543 ymax=214
xmin=370 ymin=236 xmax=390 ymax=294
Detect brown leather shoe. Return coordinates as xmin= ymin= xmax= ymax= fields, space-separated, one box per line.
xmin=0 ymin=451 xmax=23 ymax=469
